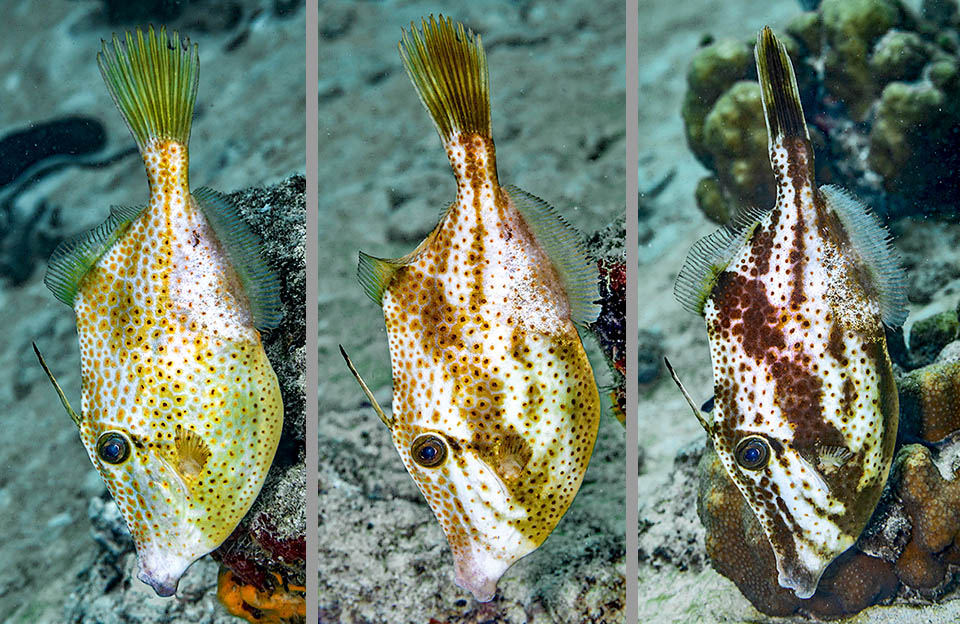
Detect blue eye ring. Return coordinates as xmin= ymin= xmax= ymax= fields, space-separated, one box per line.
xmin=735 ymin=436 xmax=770 ymax=470
xmin=411 ymin=434 xmax=447 ymax=468
xmin=96 ymin=432 xmax=131 ymax=465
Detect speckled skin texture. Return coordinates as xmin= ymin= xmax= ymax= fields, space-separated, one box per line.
xmin=61 ymin=28 xmax=284 ymax=598
xmin=380 ymin=131 xmax=600 ymax=601
xmin=697 ymin=432 xmax=960 ymax=618
xmin=693 ymin=337 xmax=960 ymax=618
xmin=701 ymin=137 xmax=899 ymax=598
xmin=366 ymin=17 xmax=601 ymax=603
xmin=71 ymin=134 xmax=282 ymax=597
xmin=685 ymin=30 xmax=901 ymax=600
xmin=697 ymin=443 xmax=901 ymax=619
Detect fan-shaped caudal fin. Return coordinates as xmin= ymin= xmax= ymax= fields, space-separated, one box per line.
xmin=98 ymin=25 xmax=199 ymax=153
xmin=399 ymin=15 xmax=491 ymax=146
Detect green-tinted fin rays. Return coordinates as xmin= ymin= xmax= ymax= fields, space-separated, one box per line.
xmin=819 ymin=185 xmax=907 ymax=328
xmin=44 ymin=205 xmax=145 ymax=306
xmin=192 ymin=187 xmax=281 ymax=331
xmin=505 ymin=186 xmax=600 ymax=326
xmin=755 ymin=26 xmax=809 ymax=144
xmin=358 ymin=253 xmax=405 ymax=306
xmin=674 ymin=206 xmax=768 ymax=316
xmin=98 ymin=25 xmax=199 ymax=151
xmin=399 ymin=15 xmax=491 ymax=143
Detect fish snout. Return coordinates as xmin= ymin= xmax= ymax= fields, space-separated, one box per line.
xmin=138 ymin=568 xmax=179 ymax=597
xmin=136 ymin=547 xmax=193 ymax=597
xmin=452 ymin=546 xmax=513 ymax=602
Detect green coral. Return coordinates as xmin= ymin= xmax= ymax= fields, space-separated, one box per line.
xmin=870 ymin=31 xmax=932 ymax=83
xmin=868 ymin=76 xmax=957 ymax=198
xmin=681 ymin=0 xmax=960 ymax=222
xmin=786 ymin=11 xmax=823 ymax=57
xmin=701 ymin=81 xmax=770 ymax=210
xmin=821 ymin=0 xmax=905 ymax=120
xmin=682 ymin=39 xmax=754 ymax=168
xmin=909 ymin=309 xmax=959 ymax=366
xmin=694 ymin=177 xmax=730 ymax=224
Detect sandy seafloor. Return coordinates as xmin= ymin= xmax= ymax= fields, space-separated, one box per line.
xmin=638 ymin=0 xmax=960 ymax=622
xmin=0 ymin=1 xmax=305 ymax=622
xmin=318 ymin=1 xmax=626 ymax=622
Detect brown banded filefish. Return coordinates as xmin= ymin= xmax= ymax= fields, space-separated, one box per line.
xmin=33 ymin=26 xmax=283 ymax=597
xmin=670 ymin=27 xmax=907 ymax=599
xmin=340 ymin=15 xmax=601 ymax=602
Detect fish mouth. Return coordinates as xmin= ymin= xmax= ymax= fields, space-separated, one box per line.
xmin=453 ymin=548 xmax=511 ymax=602
xmin=452 ymin=527 xmax=540 ymax=603
xmin=777 ymin=559 xmax=825 ymax=600
xmin=773 ymin=538 xmax=851 ymax=599
xmin=136 ymin=546 xmax=195 ymax=597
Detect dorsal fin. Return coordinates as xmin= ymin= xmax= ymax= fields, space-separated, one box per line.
xmin=339 ymin=345 xmax=392 ymax=428
xmin=663 ymin=357 xmax=712 ymax=434
xmin=674 ymin=206 xmax=767 ymax=316
xmin=192 ymin=187 xmax=281 ymax=330
xmin=97 ymin=25 xmax=199 ymax=151
xmin=755 ymin=26 xmax=809 ymax=145
xmin=44 ymin=204 xmax=144 ymax=306
xmin=504 ymin=186 xmax=600 ymax=326
xmin=399 ymin=15 xmax=490 ymax=143
xmin=818 ymin=185 xmax=907 ymax=328
xmin=32 ymin=342 xmax=82 ymax=427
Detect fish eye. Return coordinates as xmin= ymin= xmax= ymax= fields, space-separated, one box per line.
xmin=411 ymin=434 xmax=447 ymax=468
xmin=735 ymin=436 xmax=770 ymax=470
xmin=96 ymin=432 xmax=131 ymax=465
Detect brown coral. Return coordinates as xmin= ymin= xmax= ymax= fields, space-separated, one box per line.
xmin=892 ymin=444 xmax=960 ymax=591
xmin=698 ymin=434 xmax=960 ymax=617
xmin=899 ymin=359 xmax=960 ymax=443
xmin=697 ymin=447 xmax=898 ymax=619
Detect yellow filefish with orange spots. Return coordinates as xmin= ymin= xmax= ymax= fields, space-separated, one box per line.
xmin=34 ymin=26 xmax=282 ymax=597
xmin=342 ymin=15 xmax=601 ymax=602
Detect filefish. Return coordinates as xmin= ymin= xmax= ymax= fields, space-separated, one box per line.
xmin=341 ymin=16 xmax=601 ymax=601
xmin=34 ymin=26 xmax=283 ymax=597
xmin=670 ymin=27 xmax=906 ymax=598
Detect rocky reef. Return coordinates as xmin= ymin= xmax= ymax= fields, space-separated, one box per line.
xmin=682 ymin=0 xmax=960 ymax=224
xmin=585 ymin=216 xmax=627 ymax=423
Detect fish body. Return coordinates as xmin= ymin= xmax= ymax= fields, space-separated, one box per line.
xmin=352 ymin=16 xmax=601 ymax=601
xmin=674 ymin=27 xmax=906 ymax=598
xmin=38 ymin=27 xmax=282 ymax=596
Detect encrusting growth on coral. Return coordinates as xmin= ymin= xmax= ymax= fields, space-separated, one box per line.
xmin=217 ymin=569 xmax=305 ymax=624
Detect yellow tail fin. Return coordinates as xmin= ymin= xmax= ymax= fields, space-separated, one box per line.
xmin=399 ymin=15 xmax=490 ymax=143
xmin=97 ymin=25 xmax=199 ymax=151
